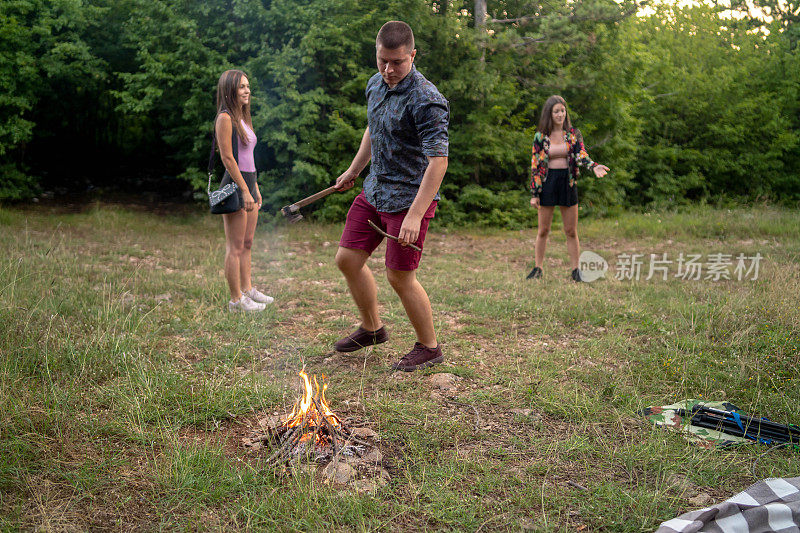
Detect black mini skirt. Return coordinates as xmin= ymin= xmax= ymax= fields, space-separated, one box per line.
xmin=539 ymin=168 xmax=578 ymax=207
xmin=220 ymin=171 xmax=258 ymax=207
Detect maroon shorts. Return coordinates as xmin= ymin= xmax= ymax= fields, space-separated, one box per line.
xmin=339 ymin=192 xmax=437 ymax=271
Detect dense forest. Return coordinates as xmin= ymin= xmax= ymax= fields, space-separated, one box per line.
xmin=2 ymin=0 xmax=798 ymax=224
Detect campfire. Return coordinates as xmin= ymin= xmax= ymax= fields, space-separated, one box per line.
xmin=244 ymin=371 xmax=384 ymax=486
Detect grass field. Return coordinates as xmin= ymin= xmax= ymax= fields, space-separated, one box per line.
xmin=1 ymin=203 xmax=798 ymax=531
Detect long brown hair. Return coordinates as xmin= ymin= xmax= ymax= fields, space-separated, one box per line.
xmin=215 ymin=69 xmax=252 ymax=145
xmin=537 ymin=95 xmax=572 ymax=135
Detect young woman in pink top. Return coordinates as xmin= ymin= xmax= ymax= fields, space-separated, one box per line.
xmin=527 ymin=95 xmax=609 ymax=282
xmin=215 ymin=69 xmax=273 ymax=311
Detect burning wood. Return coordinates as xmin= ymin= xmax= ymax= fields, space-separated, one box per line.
xmin=244 ymin=371 xmax=383 ymax=483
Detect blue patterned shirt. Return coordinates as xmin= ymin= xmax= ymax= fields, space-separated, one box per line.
xmin=362 ymin=66 xmax=449 ymax=213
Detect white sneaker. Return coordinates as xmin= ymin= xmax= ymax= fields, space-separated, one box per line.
xmin=244 ymin=287 xmax=274 ymax=305
xmin=228 ymin=296 xmax=266 ymax=312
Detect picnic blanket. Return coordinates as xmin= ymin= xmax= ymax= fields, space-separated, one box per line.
xmin=656 ymin=477 xmax=800 ymax=533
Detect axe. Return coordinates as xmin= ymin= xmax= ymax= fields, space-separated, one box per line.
xmin=279 ymin=185 xmax=339 ymax=222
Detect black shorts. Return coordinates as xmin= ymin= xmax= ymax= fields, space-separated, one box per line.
xmin=220 ymin=171 xmax=258 ymax=208
xmin=539 ymin=168 xmax=578 ymax=207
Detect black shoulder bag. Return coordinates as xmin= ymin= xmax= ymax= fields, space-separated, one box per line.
xmin=207 ymin=126 xmax=241 ymax=215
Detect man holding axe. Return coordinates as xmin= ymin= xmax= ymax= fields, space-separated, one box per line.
xmin=333 ymin=21 xmax=449 ymax=372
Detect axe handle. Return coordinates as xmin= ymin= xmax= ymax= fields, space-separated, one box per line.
xmin=290 ymin=186 xmax=339 ymax=210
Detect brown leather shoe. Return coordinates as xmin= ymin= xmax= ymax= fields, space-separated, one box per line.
xmin=334 ymin=326 xmax=389 ymax=352
xmin=391 ymin=342 xmax=443 ymax=372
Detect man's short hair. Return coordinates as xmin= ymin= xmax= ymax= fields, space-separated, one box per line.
xmin=376 ymin=21 xmax=415 ymax=51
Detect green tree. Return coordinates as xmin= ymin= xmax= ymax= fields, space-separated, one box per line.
xmin=0 ymin=1 xmax=39 ymax=199
xmin=626 ymin=5 xmax=800 ymax=204
xmin=2 ymin=0 xmax=797 ymax=212
xmin=1 ymin=0 xmax=105 ymax=199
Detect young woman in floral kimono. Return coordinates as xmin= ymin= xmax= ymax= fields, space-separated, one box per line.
xmin=527 ymin=95 xmax=609 ymax=282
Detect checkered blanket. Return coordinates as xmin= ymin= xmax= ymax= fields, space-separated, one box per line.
xmin=656 ymin=477 xmax=800 ymax=533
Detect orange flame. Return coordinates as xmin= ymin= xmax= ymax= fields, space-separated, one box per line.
xmin=281 ymin=371 xmax=340 ymax=431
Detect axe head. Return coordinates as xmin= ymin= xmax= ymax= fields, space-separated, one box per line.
xmin=280 ymin=204 xmax=303 ymax=223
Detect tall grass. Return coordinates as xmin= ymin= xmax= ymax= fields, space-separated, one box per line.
xmin=1 ymin=203 xmax=798 ymax=530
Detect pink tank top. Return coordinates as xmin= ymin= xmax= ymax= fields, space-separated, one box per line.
xmin=237 ymin=121 xmax=257 ymax=172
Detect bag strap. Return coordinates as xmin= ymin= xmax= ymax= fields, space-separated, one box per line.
xmin=207 ymin=110 xmax=240 ymax=195
xmin=207 ymin=132 xmax=217 ymax=195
